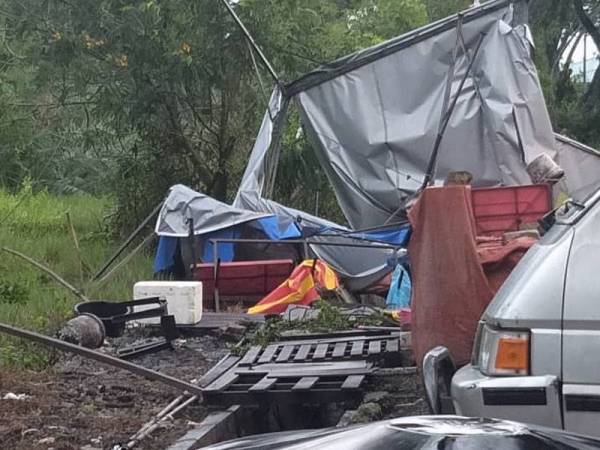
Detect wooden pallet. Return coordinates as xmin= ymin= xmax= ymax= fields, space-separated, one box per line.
xmin=199 ymin=331 xmax=407 ymax=406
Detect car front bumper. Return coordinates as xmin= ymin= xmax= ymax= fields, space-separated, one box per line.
xmin=451 ymin=364 xmax=563 ymax=429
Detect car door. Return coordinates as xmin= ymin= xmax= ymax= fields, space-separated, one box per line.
xmin=562 ymin=201 xmax=600 ymax=437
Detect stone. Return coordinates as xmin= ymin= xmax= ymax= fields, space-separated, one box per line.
xmin=351 ymin=402 xmax=382 ymax=424
xmin=363 ymin=391 xmax=389 ymax=404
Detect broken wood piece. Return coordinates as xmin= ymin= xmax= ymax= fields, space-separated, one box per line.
xmin=239 ymin=346 xmax=261 ymax=366
xmin=249 ymin=376 xmax=276 ymax=392
xmin=276 ymin=345 xmax=294 ymax=362
xmin=341 ymin=375 xmax=365 ymax=390
xmin=351 ymin=340 xmax=365 ymax=357
xmin=294 ymin=344 xmax=311 ymax=361
xmin=332 ymin=342 xmax=347 ymax=358
xmin=292 ymin=376 xmax=319 ymax=391
xmin=257 ymin=344 xmax=278 ymax=364
xmin=313 ymin=343 xmax=329 ymax=360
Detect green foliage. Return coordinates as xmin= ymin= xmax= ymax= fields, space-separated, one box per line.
xmin=234 ymin=300 xmax=389 ymax=354
xmin=0 ymin=189 xmax=152 ymax=368
xmin=423 ymin=0 xmax=471 ymax=21
xmin=0 ymin=0 xmax=430 ymax=230
xmin=529 ymin=0 xmax=600 ymax=149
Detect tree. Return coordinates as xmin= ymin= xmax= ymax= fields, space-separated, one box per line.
xmin=423 ymin=0 xmax=471 ymax=21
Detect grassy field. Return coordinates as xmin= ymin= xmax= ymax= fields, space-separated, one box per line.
xmin=0 ymin=187 xmax=154 ymax=368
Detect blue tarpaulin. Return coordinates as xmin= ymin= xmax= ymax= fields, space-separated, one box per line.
xmin=254 ymin=216 xmax=302 ymax=240
xmin=154 ymin=236 xmax=178 ymax=272
xmin=201 ymin=227 xmax=241 ymax=263
xmin=386 ymin=264 xmax=412 ymax=309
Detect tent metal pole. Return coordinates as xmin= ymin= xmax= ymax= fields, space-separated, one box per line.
xmin=188 ymin=217 xmax=197 ymax=280
xmin=0 ymin=322 xmax=204 ymax=396
xmin=218 ymin=0 xmax=281 ymax=86
xmin=421 ymin=33 xmax=485 ymax=190
xmin=263 ymin=97 xmax=290 ymax=199
xmin=209 ymin=238 xmax=403 ymax=251
xmin=213 ymin=244 xmax=221 ymax=313
xmin=92 ymin=201 xmax=163 ymax=281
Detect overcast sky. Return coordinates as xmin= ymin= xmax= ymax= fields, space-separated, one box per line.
xmin=567 ymin=34 xmax=599 ymax=62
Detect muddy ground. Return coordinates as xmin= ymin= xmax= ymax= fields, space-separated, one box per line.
xmin=0 ymin=331 xmax=229 ymax=450
xmin=1 ymin=326 xmax=428 ymax=450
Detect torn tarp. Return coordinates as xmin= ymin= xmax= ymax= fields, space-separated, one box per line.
xmin=235 ymin=1 xmax=559 ymax=230
xmin=156 ymin=184 xmax=271 ymax=237
xmin=554 ymin=133 xmax=600 ymax=200
xmin=154 ymin=185 xmax=406 ymax=283
xmin=294 ymin=1 xmax=555 ymax=228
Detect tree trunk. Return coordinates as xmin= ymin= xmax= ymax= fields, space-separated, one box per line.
xmin=573 ymin=0 xmax=600 ymax=103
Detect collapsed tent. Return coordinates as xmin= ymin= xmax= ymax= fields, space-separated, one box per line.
xmin=154 ymin=184 xmax=409 ymax=283
xmin=153 ymin=0 xmax=600 ymax=307
xmin=238 ymin=0 xmax=558 ymax=230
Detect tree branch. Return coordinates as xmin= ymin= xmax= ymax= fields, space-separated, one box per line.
xmin=573 ymin=0 xmax=600 ymax=51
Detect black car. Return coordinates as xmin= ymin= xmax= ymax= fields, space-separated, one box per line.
xmin=201 ymin=416 xmax=600 ymax=450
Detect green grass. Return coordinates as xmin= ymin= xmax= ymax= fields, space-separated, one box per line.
xmin=0 ymin=186 xmax=154 ymax=368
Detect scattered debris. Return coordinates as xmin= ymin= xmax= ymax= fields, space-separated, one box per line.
xmin=3 ymin=392 xmax=31 ymax=401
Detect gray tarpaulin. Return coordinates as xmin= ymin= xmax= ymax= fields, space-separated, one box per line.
xmin=294 ymin=0 xmax=556 ymax=228
xmin=554 ymin=133 xmax=600 ymax=200
xmin=234 ymin=89 xmax=346 ymax=230
xmin=234 ymin=89 xmax=284 ymax=204
xmin=156 ymin=184 xmax=271 ymax=237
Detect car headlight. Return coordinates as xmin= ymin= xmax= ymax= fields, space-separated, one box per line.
xmin=475 ymin=324 xmax=530 ymax=376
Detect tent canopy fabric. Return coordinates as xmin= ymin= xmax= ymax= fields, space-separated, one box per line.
xmin=156 ymin=184 xmax=272 ymax=237
xmin=236 ymin=0 xmax=560 ymax=230
xmin=554 ymin=133 xmax=600 ymax=200
xmin=154 ymin=184 xmax=407 ymax=281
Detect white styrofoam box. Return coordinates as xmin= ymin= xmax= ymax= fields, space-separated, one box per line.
xmin=133 ymin=281 xmax=202 ymax=325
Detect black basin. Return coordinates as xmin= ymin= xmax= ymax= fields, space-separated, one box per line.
xmin=74 ymin=301 xmax=129 ymax=337
xmin=74 ymin=298 xmax=167 ymax=338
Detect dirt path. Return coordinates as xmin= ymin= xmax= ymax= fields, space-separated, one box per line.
xmin=0 ymin=334 xmax=229 ymax=450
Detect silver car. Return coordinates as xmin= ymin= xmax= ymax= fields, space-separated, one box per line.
xmin=424 ymin=186 xmax=600 ymax=437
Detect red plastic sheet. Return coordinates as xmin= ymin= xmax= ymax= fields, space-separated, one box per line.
xmin=409 ymin=186 xmax=536 ymax=366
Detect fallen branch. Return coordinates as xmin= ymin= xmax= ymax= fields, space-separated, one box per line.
xmin=1 ymin=247 xmax=90 ymax=303
xmin=121 ymin=394 xmax=199 ymax=449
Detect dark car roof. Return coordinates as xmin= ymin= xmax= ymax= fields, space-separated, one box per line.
xmin=201 ymin=416 xmax=600 ymax=450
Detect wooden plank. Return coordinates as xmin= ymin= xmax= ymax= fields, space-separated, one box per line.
xmin=199 ymin=354 xmax=240 ymax=388
xmin=350 ymin=340 xmax=364 ymax=357
xmin=274 ymin=333 xmax=404 ymax=347
xmin=249 ymin=376 xmax=277 ymax=392
xmin=239 ymin=346 xmax=262 ymax=366
xmin=278 ymin=329 xmax=383 ymax=341
xmin=203 ymin=388 xmax=363 ymax=406
xmin=276 ymin=345 xmax=294 ymax=362
xmin=385 ymin=338 xmax=399 ymax=353
xmin=292 ymin=376 xmax=319 ymax=391
xmin=294 ymin=344 xmax=311 ymax=361
xmin=341 ymin=375 xmax=365 ymax=390
xmin=235 ymin=361 xmax=373 ymax=378
xmin=204 ymin=370 xmax=240 ymax=392
xmin=368 ymin=340 xmax=382 ymax=355
xmin=257 ymin=344 xmax=278 ymax=364
xmin=332 ymin=342 xmax=347 ymax=358
xmin=312 ymin=343 xmax=329 ymax=360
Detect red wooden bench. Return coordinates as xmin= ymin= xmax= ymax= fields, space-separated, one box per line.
xmin=192 ymin=260 xmax=295 ymax=311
